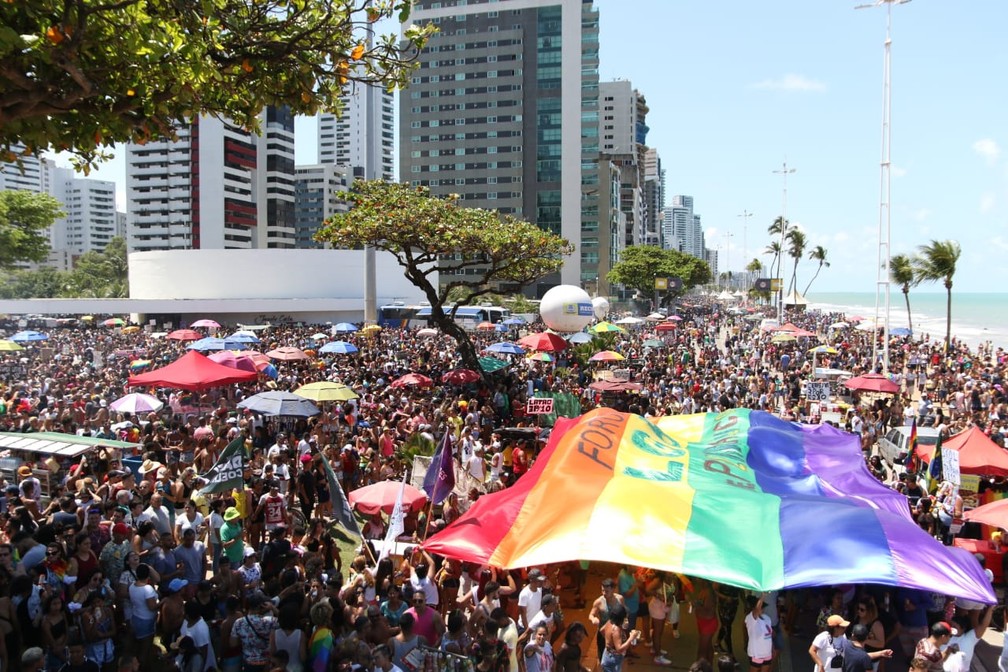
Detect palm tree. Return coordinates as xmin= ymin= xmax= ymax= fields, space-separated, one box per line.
xmin=890 ymin=253 xmax=917 ymax=333
xmin=802 ymin=245 xmax=830 ymax=296
xmin=912 ymin=239 xmax=961 ymax=351
xmin=785 ymin=227 xmax=807 ymax=297
xmin=766 ymin=217 xmax=788 ymax=284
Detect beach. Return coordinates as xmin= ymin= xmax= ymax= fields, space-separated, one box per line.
xmin=807 ymin=291 xmax=1008 ymax=351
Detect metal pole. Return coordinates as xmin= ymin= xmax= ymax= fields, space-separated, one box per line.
xmin=772 ymin=162 xmax=796 ymax=323
xmin=857 ymin=0 xmax=909 ymax=372
xmin=738 ymin=210 xmax=752 ymax=289
xmin=363 ymin=0 xmax=378 ymax=324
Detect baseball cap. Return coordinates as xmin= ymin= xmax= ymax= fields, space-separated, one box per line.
xmin=113 ymin=522 xmax=131 ymax=536
xmin=528 ymin=568 xmax=545 ymax=582
xmin=168 ymin=578 xmax=188 ymax=593
xmin=932 ymin=621 xmax=959 ymax=637
xmin=827 ymin=614 xmax=850 ymax=628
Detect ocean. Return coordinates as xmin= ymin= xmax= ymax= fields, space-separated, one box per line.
xmin=805 ymin=292 xmax=1008 ymax=352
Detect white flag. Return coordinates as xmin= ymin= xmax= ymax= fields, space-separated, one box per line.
xmin=378 ymin=473 xmax=408 ymax=563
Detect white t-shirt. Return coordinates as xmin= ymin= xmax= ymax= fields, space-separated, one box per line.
xmin=745 ymin=612 xmax=774 ymax=661
xmin=943 ymin=630 xmax=978 ymax=672
xmin=810 ymin=631 xmax=846 ymax=671
xmin=181 ymin=617 xmax=218 ymax=671
xmin=129 ymin=582 xmax=157 ymax=621
xmin=411 ymin=575 xmax=439 ymax=607
xmin=517 ymin=585 xmax=543 ymax=628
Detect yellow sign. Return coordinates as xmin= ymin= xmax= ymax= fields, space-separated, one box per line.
xmin=654 ymin=277 xmax=668 ymax=290
xmin=960 ymin=474 xmax=981 ymax=493
xmin=770 ymin=278 xmax=783 ymax=291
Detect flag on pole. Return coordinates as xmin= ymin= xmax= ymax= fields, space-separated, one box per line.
xmin=320 ymin=454 xmax=361 ymax=538
xmin=378 ymin=472 xmax=408 ymax=563
xmin=422 ymin=431 xmax=456 ymax=505
xmin=199 ymin=435 xmax=245 ymax=495
xmin=928 ymin=432 xmax=944 ymax=494
xmin=906 ymin=418 xmax=918 ymax=466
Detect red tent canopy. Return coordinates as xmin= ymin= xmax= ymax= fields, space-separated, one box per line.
xmin=128 ymin=351 xmax=259 ymax=391
xmin=915 ymin=426 xmax=1008 ymax=477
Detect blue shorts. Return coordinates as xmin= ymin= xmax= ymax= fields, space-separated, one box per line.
xmin=132 ymin=616 xmax=156 ymax=639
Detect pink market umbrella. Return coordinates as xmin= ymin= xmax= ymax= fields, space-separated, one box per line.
xmin=589 ymin=350 xmax=625 ymax=362
xmin=208 ymin=350 xmax=258 ymax=373
xmin=964 ymin=499 xmax=1008 ymax=529
xmin=390 ymin=373 xmax=434 ymax=389
xmin=109 ymin=392 xmax=164 ymax=414
xmin=191 ymin=319 xmax=221 ymax=328
xmin=518 ymin=331 xmax=569 ymax=352
xmin=844 ymin=373 xmax=900 ymax=394
xmin=349 ymin=480 xmax=428 ymax=516
xmin=167 ymin=329 xmax=202 ymax=341
xmin=441 ymin=369 xmax=482 ymax=385
xmin=266 ymin=347 xmax=310 ymax=361
xmin=234 ymin=350 xmax=272 ymax=371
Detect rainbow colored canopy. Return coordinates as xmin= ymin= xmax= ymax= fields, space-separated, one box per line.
xmin=425 ymin=408 xmax=994 ymax=603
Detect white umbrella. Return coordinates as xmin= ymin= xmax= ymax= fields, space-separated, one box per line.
xmin=828 ymin=321 xmax=850 ymax=330
xmin=614 ymin=316 xmax=643 ymax=325
xmin=311 ymin=333 xmax=328 ymax=340
xmin=417 ymin=328 xmax=439 ymax=338
xmin=109 ymin=393 xmax=164 ymax=414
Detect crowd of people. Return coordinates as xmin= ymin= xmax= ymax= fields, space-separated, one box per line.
xmin=0 ymin=300 xmax=1005 ymax=672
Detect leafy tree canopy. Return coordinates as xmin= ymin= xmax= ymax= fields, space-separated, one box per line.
xmin=0 ymin=190 xmax=62 ymax=269
xmin=606 ymin=245 xmax=711 ymax=298
xmin=0 ymin=0 xmax=435 ymax=171
xmin=0 ymin=235 xmax=128 ymax=298
xmin=315 ymin=180 xmax=572 ymax=370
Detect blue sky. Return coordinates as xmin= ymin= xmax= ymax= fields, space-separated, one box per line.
xmin=70 ymin=0 xmax=1006 ymax=294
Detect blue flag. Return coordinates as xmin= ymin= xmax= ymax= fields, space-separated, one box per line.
xmin=423 ymin=431 xmax=456 ymax=505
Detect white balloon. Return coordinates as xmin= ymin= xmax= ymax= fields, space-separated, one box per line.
xmin=591 ymin=296 xmax=610 ymax=319
xmin=539 ymin=285 xmax=594 ymax=333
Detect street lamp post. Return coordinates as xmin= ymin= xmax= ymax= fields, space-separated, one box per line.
xmin=772 ymin=161 xmax=796 ymax=323
xmin=857 ymin=0 xmax=909 ymax=372
xmin=738 ymin=209 xmax=752 ymax=289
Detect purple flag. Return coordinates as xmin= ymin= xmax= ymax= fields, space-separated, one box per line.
xmin=423 ymin=431 xmax=455 ymax=505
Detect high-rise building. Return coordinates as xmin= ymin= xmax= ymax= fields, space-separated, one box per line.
xmin=643 ymin=148 xmax=664 ymax=247
xmin=318 ymin=82 xmax=395 ymax=182
xmin=294 ymin=164 xmax=353 ymax=249
xmin=599 ymin=80 xmax=648 ymax=249
xmin=126 ymin=107 xmax=296 ymax=251
xmin=1 ymin=150 xmax=119 ymax=269
xmin=662 ymin=195 xmax=706 ymax=260
xmin=400 ymin=0 xmax=600 ymax=294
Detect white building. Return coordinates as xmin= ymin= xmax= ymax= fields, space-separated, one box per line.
xmin=1 ymin=150 xmax=120 ymax=269
xmin=126 ymin=107 xmax=296 ymax=252
xmin=643 ymin=148 xmax=664 ymax=247
xmin=663 ymin=195 xmax=706 ymax=260
xmin=294 ymin=164 xmax=353 ymax=248
xmin=318 ymin=81 xmax=395 ymax=181
xmin=600 ymin=80 xmax=649 ymax=248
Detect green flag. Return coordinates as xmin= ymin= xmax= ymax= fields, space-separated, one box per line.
xmin=321 ymin=453 xmax=362 ymax=538
xmin=199 ymin=435 xmax=245 ymax=495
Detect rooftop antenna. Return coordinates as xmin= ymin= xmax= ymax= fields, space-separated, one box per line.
xmin=856 ymin=0 xmax=911 ymax=372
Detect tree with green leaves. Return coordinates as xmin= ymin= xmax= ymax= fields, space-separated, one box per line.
xmin=315 ymin=180 xmax=572 ymax=371
xmin=65 ymin=236 xmax=129 ymax=297
xmin=0 ymin=0 xmax=435 ymax=172
xmin=0 ymin=266 xmax=69 ymax=299
xmin=0 ymin=190 xmax=62 ymax=270
xmin=890 ymin=253 xmax=917 ymax=333
xmin=802 ymin=245 xmax=830 ymax=296
xmin=606 ymin=245 xmax=711 ymax=303
xmin=766 ymin=216 xmax=788 ymax=283
xmin=912 ymin=239 xmax=961 ymax=352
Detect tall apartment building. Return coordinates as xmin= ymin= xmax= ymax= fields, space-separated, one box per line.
xmin=599 ymin=80 xmax=648 ymax=249
xmin=294 ymin=164 xmax=353 ymax=248
xmin=126 ymin=107 xmax=295 ymax=251
xmin=1 ymin=150 xmax=119 ymax=269
xmin=662 ymin=195 xmax=707 ymax=260
xmin=400 ymin=0 xmax=601 ymax=294
xmin=643 ymin=147 xmax=664 ymax=247
xmin=318 ymin=81 xmax=395 ymax=182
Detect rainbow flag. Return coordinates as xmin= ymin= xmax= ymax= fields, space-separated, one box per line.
xmin=906 ymin=418 xmax=918 ymax=466
xmin=424 ymin=408 xmax=993 ymax=603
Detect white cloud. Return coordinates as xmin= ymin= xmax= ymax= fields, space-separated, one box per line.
xmin=749 ymin=74 xmax=827 ymax=93
xmin=832 ymin=231 xmax=850 ymax=244
xmin=991 ymin=236 xmax=1008 ymax=253
xmin=980 ymin=192 xmax=996 ymax=214
xmin=911 ymin=208 xmax=931 ymax=222
xmin=973 ymin=138 xmax=1001 ymax=164
xmin=892 ymin=166 xmax=907 ymax=178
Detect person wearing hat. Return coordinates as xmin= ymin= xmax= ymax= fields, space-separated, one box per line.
xmin=915 ymin=621 xmax=960 ymax=672
xmin=17 ymin=465 xmax=41 ymax=502
xmin=518 ymin=568 xmax=547 ymax=630
xmin=99 ymin=521 xmax=133 ymax=585
xmin=220 ymin=507 xmax=244 ymax=568
xmin=161 ymin=577 xmax=190 ymax=645
xmin=809 ymin=614 xmax=850 ymax=672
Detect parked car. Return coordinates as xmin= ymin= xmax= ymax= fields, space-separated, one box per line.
xmin=878 ymin=425 xmax=941 ymax=467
